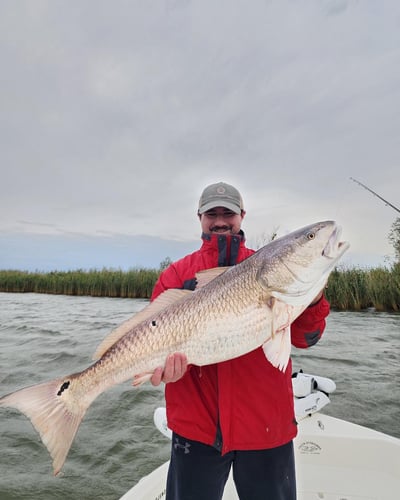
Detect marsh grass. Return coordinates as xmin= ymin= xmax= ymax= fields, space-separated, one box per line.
xmin=0 ymin=268 xmax=159 ymax=299
xmin=325 ymin=264 xmax=400 ymax=312
xmin=0 ymin=265 xmax=399 ymax=311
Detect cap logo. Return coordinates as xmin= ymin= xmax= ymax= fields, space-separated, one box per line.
xmin=216 ymin=186 xmax=226 ymax=194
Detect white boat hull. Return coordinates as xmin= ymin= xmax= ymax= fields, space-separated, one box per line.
xmin=121 ymin=412 xmax=400 ymax=500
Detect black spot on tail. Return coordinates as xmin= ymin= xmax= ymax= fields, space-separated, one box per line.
xmin=57 ymin=380 xmax=71 ymax=396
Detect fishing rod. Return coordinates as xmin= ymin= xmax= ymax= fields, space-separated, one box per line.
xmin=350 ymin=177 xmax=400 ymax=214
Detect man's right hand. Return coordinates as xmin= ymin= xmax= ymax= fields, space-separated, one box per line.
xmin=151 ymin=352 xmax=188 ymax=386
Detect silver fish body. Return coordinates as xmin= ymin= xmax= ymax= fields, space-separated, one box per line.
xmin=0 ymin=220 xmax=349 ymax=475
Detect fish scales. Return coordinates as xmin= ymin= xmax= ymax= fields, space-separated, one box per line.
xmin=97 ymin=267 xmax=267 ymax=382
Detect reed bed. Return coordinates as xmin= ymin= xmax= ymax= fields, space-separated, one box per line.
xmin=0 ymin=268 xmax=159 ymax=299
xmin=325 ymin=264 xmax=400 ymax=312
xmin=0 ymin=265 xmax=399 ymax=311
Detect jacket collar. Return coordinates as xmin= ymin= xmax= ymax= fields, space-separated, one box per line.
xmin=200 ymin=231 xmax=246 ymax=266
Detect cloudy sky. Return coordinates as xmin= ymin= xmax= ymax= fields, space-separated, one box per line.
xmin=1 ymin=0 xmax=399 ymax=272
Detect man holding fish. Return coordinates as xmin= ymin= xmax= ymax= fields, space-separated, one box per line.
xmin=1 ymin=183 xmax=349 ymax=485
xmin=150 ymin=182 xmax=330 ymax=500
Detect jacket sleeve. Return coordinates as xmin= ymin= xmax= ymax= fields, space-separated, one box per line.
xmin=291 ymin=296 xmax=330 ymax=348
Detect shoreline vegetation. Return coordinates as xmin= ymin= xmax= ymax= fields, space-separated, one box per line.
xmin=0 ymin=265 xmax=399 ymax=312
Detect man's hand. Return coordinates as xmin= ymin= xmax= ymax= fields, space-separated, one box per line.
xmin=151 ymin=353 xmax=188 ymax=386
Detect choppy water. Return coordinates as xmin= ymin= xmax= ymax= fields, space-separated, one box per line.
xmin=0 ymin=293 xmax=399 ymax=500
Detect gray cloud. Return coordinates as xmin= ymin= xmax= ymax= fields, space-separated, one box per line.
xmin=1 ymin=0 xmax=399 ymax=269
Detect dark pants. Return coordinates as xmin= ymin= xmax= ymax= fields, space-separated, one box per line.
xmin=166 ymin=433 xmax=296 ymax=500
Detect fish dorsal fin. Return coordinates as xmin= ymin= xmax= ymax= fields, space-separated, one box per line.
xmin=92 ymin=289 xmax=193 ymax=360
xmin=195 ymin=267 xmax=229 ymax=289
xmin=150 ymin=289 xmax=193 ymax=309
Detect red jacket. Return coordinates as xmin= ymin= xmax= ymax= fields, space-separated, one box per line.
xmin=151 ymin=232 xmax=330 ymax=453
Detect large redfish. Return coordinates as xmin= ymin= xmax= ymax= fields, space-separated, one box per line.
xmin=0 ymin=220 xmax=349 ymax=475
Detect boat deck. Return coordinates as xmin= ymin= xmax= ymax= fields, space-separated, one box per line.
xmin=121 ymin=412 xmax=400 ymax=500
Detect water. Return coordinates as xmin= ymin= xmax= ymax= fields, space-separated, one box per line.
xmin=0 ymin=293 xmax=399 ymax=500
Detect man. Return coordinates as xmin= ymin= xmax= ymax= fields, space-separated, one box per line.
xmin=150 ymin=182 xmax=329 ymax=500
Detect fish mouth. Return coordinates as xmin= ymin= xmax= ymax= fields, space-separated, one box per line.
xmin=323 ymin=225 xmax=350 ymax=259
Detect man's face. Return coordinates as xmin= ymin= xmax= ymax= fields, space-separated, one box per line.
xmin=199 ymin=206 xmax=245 ymax=235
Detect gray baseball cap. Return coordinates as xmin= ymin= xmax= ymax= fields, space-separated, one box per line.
xmin=198 ymin=182 xmax=244 ymax=215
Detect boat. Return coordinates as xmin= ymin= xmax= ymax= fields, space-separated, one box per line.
xmin=120 ymin=373 xmax=400 ymax=500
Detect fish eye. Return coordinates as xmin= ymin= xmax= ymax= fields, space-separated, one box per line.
xmin=306 ymin=231 xmax=315 ymax=240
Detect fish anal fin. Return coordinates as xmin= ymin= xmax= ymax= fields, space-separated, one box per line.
xmin=92 ymin=289 xmax=193 ymax=360
xmin=132 ymin=372 xmax=154 ymax=387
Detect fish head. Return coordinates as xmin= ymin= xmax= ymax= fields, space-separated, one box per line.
xmin=256 ymin=220 xmax=350 ymax=307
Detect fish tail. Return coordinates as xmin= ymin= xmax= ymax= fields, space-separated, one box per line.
xmin=0 ymin=376 xmax=89 ymax=475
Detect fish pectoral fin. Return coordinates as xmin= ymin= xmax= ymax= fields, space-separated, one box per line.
xmin=195 ymin=267 xmax=230 ymax=289
xmin=93 ymin=289 xmax=193 ymax=360
xmin=267 ymin=296 xmax=292 ymax=335
xmin=262 ymin=325 xmax=291 ymax=372
xmin=263 ymin=297 xmax=293 ymax=371
xmin=132 ymin=371 xmax=154 ymax=387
